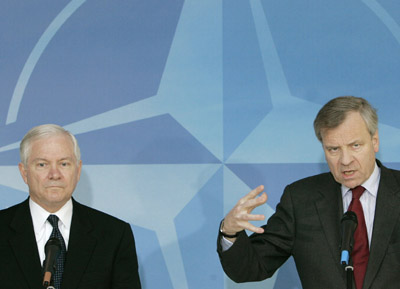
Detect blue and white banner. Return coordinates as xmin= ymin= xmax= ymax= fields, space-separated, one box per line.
xmin=1 ymin=1 xmax=400 ymax=288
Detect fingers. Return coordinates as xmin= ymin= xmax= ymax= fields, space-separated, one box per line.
xmin=246 ymin=192 xmax=268 ymax=212
xmin=245 ymin=212 xmax=266 ymax=221
xmin=246 ymin=223 xmax=265 ymax=234
xmin=222 ymin=186 xmax=268 ymax=235
xmin=236 ymin=214 xmax=266 ymax=234
xmin=241 ymin=185 xmax=265 ymax=203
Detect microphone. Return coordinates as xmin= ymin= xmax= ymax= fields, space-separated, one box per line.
xmin=340 ymin=211 xmax=358 ymax=265
xmin=43 ymin=238 xmax=61 ymax=287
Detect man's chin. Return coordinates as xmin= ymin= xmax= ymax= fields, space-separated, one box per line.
xmin=341 ymin=179 xmax=361 ymax=189
xmin=41 ymin=198 xmax=70 ymax=212
xmin=44 ymin=191 xmax=69 ymax=203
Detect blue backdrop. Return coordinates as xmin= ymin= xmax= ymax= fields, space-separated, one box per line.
xmin=1 ymin=1 xmax=400 ymax=288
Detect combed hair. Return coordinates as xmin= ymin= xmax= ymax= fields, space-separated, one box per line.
xmin=313 ymin=96 xmax=378 ymax=142
xmin=20 ymin=124 xmax=81 ymax=165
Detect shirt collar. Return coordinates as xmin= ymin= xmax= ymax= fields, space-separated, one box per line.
xmin=29 ymin=198 xmax=73 ymax=233
xmin=341 ymin=162 xmax=381 ymax=198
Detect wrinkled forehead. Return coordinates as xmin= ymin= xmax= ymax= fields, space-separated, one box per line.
xmin=320 ymin=113 xmax=374 ymax=146
xmin=27 ymin=134 xmax=77 ymax=160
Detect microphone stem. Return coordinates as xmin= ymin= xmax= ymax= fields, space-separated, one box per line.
xmin=345 ymin=266 xmax=354 ymax=289
xmin=43 ymin=271 xmax=51 ymax=287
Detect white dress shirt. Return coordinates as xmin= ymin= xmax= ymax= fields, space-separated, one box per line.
xmin=221 ymin=162 xmax=381 ymax=251
xmin=29 ymin=198 xmax=73 ymax=266
xmin=341 ymin=162 xmax=380 ymax=247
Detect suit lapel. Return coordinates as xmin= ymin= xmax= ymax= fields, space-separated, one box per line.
xmin=363 ymin=165 xmax=400 ymax=289
xmin=9 ymin=199 xmax=43 ymax=288
xmin=314 ymin=175 xmax=345 ymax=277
xmin=61 ymin=199 xmax=97 ymax=289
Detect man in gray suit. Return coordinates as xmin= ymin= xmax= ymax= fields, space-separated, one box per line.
xmin=217 ymin=96 xmax=400 ymax=289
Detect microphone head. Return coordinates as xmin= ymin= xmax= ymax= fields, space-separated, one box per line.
xmin=43 ymin=238 xmax=62 ymax=286
xmin=45 ymin=237 xmax=61 ymax=251
xmin=340 ymin=211 xmax=359 ymax=265
xmin=341 ymin=211 xmax=358 ymax=224
xmin=43 ymin=238 xmax=61 ymax=273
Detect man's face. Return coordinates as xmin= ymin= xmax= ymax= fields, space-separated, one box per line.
xmin=19 ymin=134 xmax=82 ymax=212
xmin=321 ymin=111 xmax=379 ymax=189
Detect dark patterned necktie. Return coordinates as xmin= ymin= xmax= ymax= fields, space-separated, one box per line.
xmin=348 ymin=186 xmax=369 ymax=289
xmin=47 ymin=215 xmax=67 ymax=289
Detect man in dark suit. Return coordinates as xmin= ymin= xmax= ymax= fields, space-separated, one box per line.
xmin=0 ymin=124 xmax=141 ymax=288
xmin=217 ymin=96 xmax=400 ymax=289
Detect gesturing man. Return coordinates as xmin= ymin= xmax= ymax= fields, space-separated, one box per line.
xmin=218 ymin=96 xmax=400 ymax=289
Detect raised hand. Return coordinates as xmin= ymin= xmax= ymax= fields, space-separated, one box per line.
xmin=221 ymin=185 xmax=268 ymax=240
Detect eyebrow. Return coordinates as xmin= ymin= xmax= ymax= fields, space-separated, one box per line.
xmin=324 ymin=139 xmax=362 ymax=148
xmin=31 ymin=157 xmax=75 ymax=162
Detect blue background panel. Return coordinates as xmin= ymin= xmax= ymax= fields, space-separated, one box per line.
xmin=1 ymin=1 xmax=400 ymax=288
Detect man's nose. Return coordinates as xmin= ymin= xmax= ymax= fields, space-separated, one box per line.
xmin=48 ymin=165 xmax=61 ymax=179
xmin=340 ymin=149 xmax=353 ymax=166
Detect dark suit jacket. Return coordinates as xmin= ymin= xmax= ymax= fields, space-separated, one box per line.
xmin=0 ymin=198 xmax=141 ymax=289
xmin=217 ymin=161 xmax=400 ymax=289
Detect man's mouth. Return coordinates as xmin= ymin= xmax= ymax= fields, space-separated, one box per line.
xmin=343 ymin=170 xmax=355 ymax=176
xmin=45 ymin=184 xmax=65 ymax=188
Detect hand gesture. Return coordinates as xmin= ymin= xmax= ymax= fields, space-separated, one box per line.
xmin=221 ymin=185 xmax=268 ymax=239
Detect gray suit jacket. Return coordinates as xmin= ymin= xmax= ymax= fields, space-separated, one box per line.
xmin=0 ymin=198 xmax=141 ymax=289
xmin=217 ymin=161 xmax=400 ymax=289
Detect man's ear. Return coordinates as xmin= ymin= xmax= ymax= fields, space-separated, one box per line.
xmin=18 ymin=163 xmax=28 ymax=184
xmin=372 ymin=130 xmax=379 ymax=153
xmin=77 ymin=160 xmax=82 ymax=182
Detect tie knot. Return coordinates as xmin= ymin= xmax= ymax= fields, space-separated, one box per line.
xmin=47 ymin=214 xmax=59 ymax=228
xmin=351 ymin=185 xmax=366 ymax=200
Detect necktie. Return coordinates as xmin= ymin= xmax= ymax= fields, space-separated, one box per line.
xmin=47 ymin=215 xmax=67 ymax=289
xmin=348 ymin=186 xmax=369 ymax=289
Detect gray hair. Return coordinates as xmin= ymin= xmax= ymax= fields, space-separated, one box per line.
xmin=313 ymin=96 xmax=378 ymax=142
xmin=20 ymin=124 xmax=81 ymax=165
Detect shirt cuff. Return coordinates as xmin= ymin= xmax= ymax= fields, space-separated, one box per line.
xmin=220 ymin=236 xmax=234 ymax=252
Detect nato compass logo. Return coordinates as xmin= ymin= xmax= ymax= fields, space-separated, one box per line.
xmin=1 ymin=1 xmax=400 ymax=289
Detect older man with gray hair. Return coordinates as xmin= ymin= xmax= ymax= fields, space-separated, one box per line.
xmin=218 ymin=96 xmax=400 ymax=289
xmin=0 ymin=124 xmax=141 ymax=289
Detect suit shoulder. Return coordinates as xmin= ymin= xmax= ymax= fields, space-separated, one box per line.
xmin=288 ymin=171 xmax=335 ymax=189
xmin=0 ymin=200 xmax=26 ymax=221
xmin=73 ymin=200 xmax=129 ymax=227
xmin=280 ymin=172 xmax=338 ymax=201
xmin=385 ymin=166 xmax=400 ymax=178
xmin=381 ymin=165 xmax=400 ymax=188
